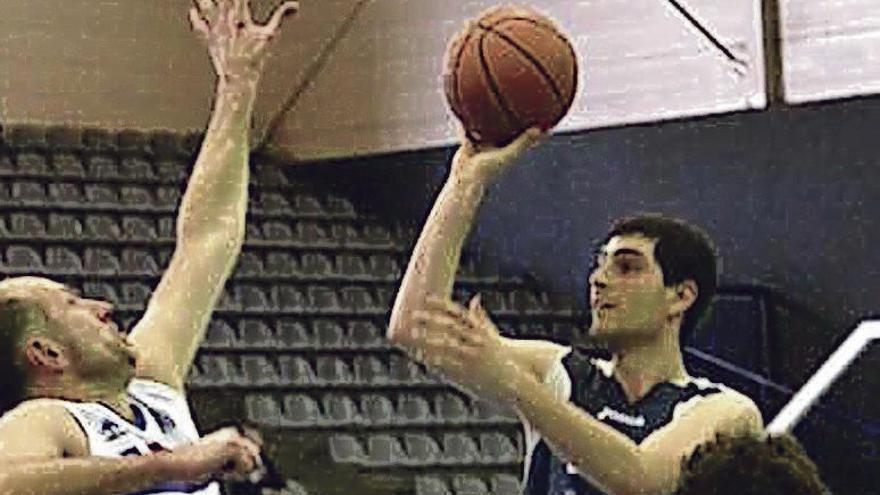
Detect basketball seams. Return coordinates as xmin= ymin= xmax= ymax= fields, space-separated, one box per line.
xmin=445 ymin=26 xmax=475 ymax=126
xmin=477 ymin=27 xmax=518 ymax=141
xmin=485 ymin=26 xmax=565 ymax=106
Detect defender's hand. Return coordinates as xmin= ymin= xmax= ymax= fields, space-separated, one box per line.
xmin=189 ymin=0 xmax=300 ymax=85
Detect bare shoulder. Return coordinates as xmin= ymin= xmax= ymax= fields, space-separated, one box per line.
xmin=0 ymin=399 xmax=89 ymax=458
xmin=501 ymin=337 xmax=570 ymax=381
xmin=679 ymin=386 xmax=764 ymax=434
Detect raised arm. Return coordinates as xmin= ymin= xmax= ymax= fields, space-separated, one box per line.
xmin=386 ymin=127 xmax=544 ymax=351
xmin=128 ymin=0 xmax=299 ymax=391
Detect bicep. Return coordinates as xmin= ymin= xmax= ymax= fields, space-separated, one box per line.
xmin=129 ymin=233 xmax=242 ymax=390
xmin=637 ymin=393 xmax=762 ymax=493
xmin=0 ymin=402 xmax=74 ymax=461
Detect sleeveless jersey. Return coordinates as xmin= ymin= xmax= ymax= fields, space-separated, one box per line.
xmin=523 ymin=348 xmax=725 ymax=495
xmin=59 ymin=378 xmax=221 ymax=495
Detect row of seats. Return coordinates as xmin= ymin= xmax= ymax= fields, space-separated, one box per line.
xmin=0 ymin=179 xmax=357 ymax=218
xmin=1 ymin=125 xmax=195 ymax=156
xmin=190 ymin=353 xmax=437 ymax=388
xmin=204 ymin=318 xmax=387 ymax=350
xmin=329 ymin=432 xmax=521 ymax=467
xmin=244 ymin=391 xmax=516 ymax=427
xmin=0 ymin=213 xmax=405 ymax=247
xmin=416 ymin=474 xmax=520 ymax=495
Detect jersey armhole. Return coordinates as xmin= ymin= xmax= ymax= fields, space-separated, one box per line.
xmin=58 ymin=405 xmax=92 ymax=457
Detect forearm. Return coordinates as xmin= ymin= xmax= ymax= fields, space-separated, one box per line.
xmin=0 ymin=454 xmax=176 ymax=495
xmin=388 ymin=175 xmax=486 ymax=344
xmin=177 ymin=80 xmax=257 ymax=244
xmin=509 ymin=371 xmax=647 ymax=495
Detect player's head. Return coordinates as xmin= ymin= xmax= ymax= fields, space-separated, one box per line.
xmin=677 ymin=432 xmax=830 ymax=495
xmin=0 ymin=276 xmax=136 ymax=410
xmin=587 ymin=214 xmax=717 ymax=346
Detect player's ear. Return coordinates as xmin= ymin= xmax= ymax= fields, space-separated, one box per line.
xmin=667 ymin=279 xmax=698 ymax=316
xmin=23 ymin=337 xmax=69 ymax=374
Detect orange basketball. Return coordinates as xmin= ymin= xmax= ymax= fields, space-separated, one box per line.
xmin=443 ymin=5 xmax=579 ymax=146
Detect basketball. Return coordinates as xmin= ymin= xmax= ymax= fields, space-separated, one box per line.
xmin=443 ymin=5 xmax=579 ymax=146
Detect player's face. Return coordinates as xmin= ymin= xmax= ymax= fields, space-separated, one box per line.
xmin=587 ymin=235 xmax=669 ymax=344
xmin=34 ymin=280 xmax=137 ymax=384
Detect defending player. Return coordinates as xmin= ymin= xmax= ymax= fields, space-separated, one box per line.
xmin=0 ymin=1 xmax=297 ymax=493
xmin=388 ymin=129 xmax=764 ymax=495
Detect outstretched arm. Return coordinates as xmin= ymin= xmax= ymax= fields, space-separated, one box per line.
xmin=386 ymin=128 xmax=544 ymax=352
xmin=129 ymin=0 xmax=299 ymax=391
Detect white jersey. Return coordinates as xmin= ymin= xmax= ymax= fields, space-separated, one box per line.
xmin=60 ymin=378 xmax=221 ymax=495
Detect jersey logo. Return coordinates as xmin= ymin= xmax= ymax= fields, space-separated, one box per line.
xmin=99 ymin=419 xmax=126 ymax=441
xmin=596 ymin=406 xmax=646 ymax=427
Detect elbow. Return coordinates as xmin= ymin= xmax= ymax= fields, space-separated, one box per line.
xmin=386 ymin=308 xmax=421 ymax=350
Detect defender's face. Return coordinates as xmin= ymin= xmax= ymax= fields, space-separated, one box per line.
xmin=587 ymin=235 xmax=669 ymax=344
xmin=28 ymin=278 xmax=137 ymax=382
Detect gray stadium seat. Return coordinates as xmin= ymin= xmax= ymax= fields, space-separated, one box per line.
xmin=274 ymin=285 xmax=308 ymax=312
xmin=82 ymin=281 xmax=119 ymax=304
xmin=46 ymin=246 xmax=83 ymax=275
xmin=312 ymin=319 xmax=344 ymax=348
xmin=339 ymin=286 xmax=375 ymax=313
xmin=329 ymin=434 xmax=366 ymax=464
xmin=235 ymin=251 xmax=264 ymax=276
xmin=259 ymin=192 xmax=292 ymax=215
xmin=87 ymin=155 xmax=120 ymax=179
xmin=241 ymin=355 xmax=279 ymax=386
xmin=441 ymin=433 xmax=480 ymax=465
xmin=262 ymin=221 xmax=292 ymax=241
xmin=489 ymin=474 xmax=520 ymax=495
xmin=278 ymin=355 xmax=318 ymax=386
xmin=451 ymin=475 xmax=489 ymax=495
xmin=360 ymin=394 xmax=394 ymax=426
xmin=120 ymin=248 xmax=159 ymax=276
xmin=204 ymin=319 xmax=237 ymax=349
xmin=120 ymin=157 xmax=155 ymax=180
xmin=293 ymin=222 xmax=328 ymax=244
xmin=403 ymin=433 xmax=441 ymax=464
xmin=347 ymin=320 xmax=384 ymax=348
xmin=283 ymin=393 xmax=320 ymax=427
xmin=245 ymin=393 xmax=283 ymax=427
xmin=119 ymin=282 xmax=152 ymax=306
xmin=155 ymin=160 xmax=188 ymax=182
xmin=84 ymin=215 xmax=122 ymax=240
xmin=315 ymin=356 xmax=354 ymax=385
xmin=51 ymin=153 xmax=87 ymax=177
xmin=237 ymin=284 xmax=272 ymax=312
xmin=157 ymin=217 xmax=175 ymax=238
xmin=336 ymin=253 xmax=366 ymax=278
xmin=275 ymin=318 xmax=310 ymax=348
xmin=121 ymin=216 xmax=157 ymax=240
xmin=329 ymin=224 xmax=359 ymax=245
xmin=367 ymin=254 xmax=400 ymax=279
xmin=321 ymin=393 xmax=358 ymax=424
xmin=5 ymin=245 xmax=44 ymax=271
xmin=397 ymin=393 xmax=432 ymax=423
xmin=264 ymin=251 xmax=297 ymax=276
xmin=155 ymin=187 xmax=182 ymax=208
xmin=239 ymin=319 xmax=275 ymax=347
xmin=299 ymin=252 xmax=334 ymax=277
xmin=324 ymin=194 xmax=355 ymax=216
xmin=192 ymin=354 xmax=236 ymax=387
xmin=352 ymin=355 xmax=391 ymax=386
xmin=472 ymin=400 xmax=515 ymax=422
xmin=9 ymin=213 xmax=47 ymax=236
xmin=16 ymin=152 xmax=49 ymax=174
xmin=389 ymin=354 xmax=423 ymax=384
xmin=48 ymin=182 xmax=84 ymax=205
xmin=291 ymin=193 xmax=324 ymax=215
xmin=83 ymin=248 xmax=121 ymax=275
xmin=367 ymin=434 xmax=407 ymax=467
xmin=435 ymin=393 xmax=468 ymax=424
xmin=84 ymin=184 xmax=119 ymax=206
xmin=306 ymin=285 xmax=342 ymax=312
xmin=479 ymin=433 xmax=519 ymax=463
xmin=416 ymin=476 xmax=451 ymax=495
xmin=11 ymin=181 xmax=46 ymax=203
xmin=47 ymin=213 xmax=84 ymax=238
xmin=120 ymin=187 xmax=154 ymax=208
xmin=361 ymin=224 xmax=391 ymax=245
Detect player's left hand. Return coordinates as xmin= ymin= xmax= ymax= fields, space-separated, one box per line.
xmin=413 ymin=295 xmax=525 ymax=405
xmin=189 ymin=0 xmax=300 ymax=86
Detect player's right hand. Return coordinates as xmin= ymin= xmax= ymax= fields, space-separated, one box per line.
xmin=449 ymin=125 xmax=546 ymax=187
xmin=164 ymin=426 xmax=263 ymax=483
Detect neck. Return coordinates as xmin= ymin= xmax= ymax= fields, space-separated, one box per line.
xmin=27 ymin=374 xmax=133 ymax=422
xmin=609 ymin=325 xmax=688 ymax=404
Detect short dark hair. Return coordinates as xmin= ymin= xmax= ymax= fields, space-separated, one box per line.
xmin=601 ymin=213 xmax=718 ymax=344
xmin=678 ymin=432 xmax=830 ymax=495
